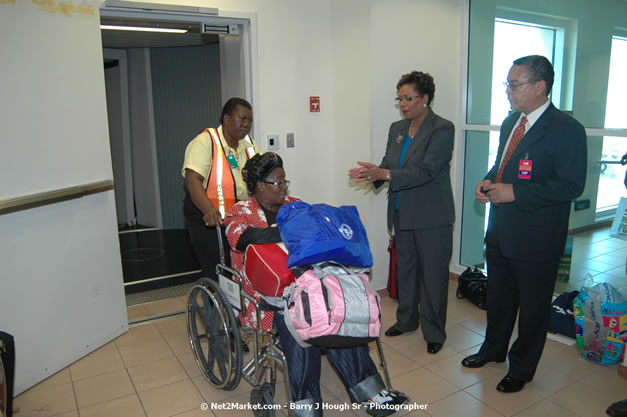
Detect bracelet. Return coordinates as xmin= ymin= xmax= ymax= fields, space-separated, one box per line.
xmin=386 ymin=171 xmax=391 ymax=181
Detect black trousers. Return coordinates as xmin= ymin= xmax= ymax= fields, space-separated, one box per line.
xmin=1 ymin=331 xmax=15 ymax=417
xmin=479 ymin=239 xmax=560 ymax=382
xmin=185 ymin=215 xmax=221 ymax=279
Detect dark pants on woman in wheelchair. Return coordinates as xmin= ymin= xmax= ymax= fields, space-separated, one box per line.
xmin=274 ymin=313 xmax=385 ymax=416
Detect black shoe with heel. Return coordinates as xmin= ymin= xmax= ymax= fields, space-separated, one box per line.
xmin=384 ymin=326 xmax=404 ymax=337
xmin=427 ymin=342 xmax=443 ymax=354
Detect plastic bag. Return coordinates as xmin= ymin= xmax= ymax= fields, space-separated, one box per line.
xmin=573 ymin=274 xmax=627 ymax=365
xmin=276 ymin=202 xmax=373 ymax=267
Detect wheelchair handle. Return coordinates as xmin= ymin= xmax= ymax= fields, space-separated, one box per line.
xmin=216 ymin=226 xmax=227 ymax=265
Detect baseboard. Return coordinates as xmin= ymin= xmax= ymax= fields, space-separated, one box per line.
xmin=547 ymin=332 xmax=577 ymax=346
xmin=568 ymin=220 xmax=612 ymax=235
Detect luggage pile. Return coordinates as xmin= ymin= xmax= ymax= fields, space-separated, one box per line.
xmin=246 ymin=202 xmax=381 ymax=348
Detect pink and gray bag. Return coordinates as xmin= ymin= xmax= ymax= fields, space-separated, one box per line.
xmin=282 ymin=263 xmax=382 ymax=348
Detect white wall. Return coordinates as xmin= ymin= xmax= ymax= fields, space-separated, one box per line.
xmin=218 ymin=0 xmax=464 ymax=287
xmin=0 ymin=192 xmax=127 ymax=394
xmin=367 ymin=0 xmax=464 ymax=284
xmin=0 ymin=0 xmax=128 ymax=394
xmin=120 ymin=0 xmax=466 ymax=288
xmin=329 ymin=0 xmax=373 ymax=254
xmin=249 ymin=1 xmax=335 ymax=206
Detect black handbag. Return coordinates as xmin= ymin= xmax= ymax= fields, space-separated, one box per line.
xmin=549 ymin=290 xmax=579 ymax=338
xmin=456 ymin=266 xmax=488 ymax=310
xmin=0 ymin=331 xmax=15 ymax=417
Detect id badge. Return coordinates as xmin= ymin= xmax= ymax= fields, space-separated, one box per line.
xmin=519 ymin=159 xmax=532 ymax=179
xmin=226 ymin=154 xmax=239 ymax=169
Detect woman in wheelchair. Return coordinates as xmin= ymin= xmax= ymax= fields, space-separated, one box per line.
xmin=224 ymin=152 xmax=408 ymax=417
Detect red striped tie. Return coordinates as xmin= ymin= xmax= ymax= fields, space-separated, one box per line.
xmin=495 ymin=116 xmax=527 ymax=183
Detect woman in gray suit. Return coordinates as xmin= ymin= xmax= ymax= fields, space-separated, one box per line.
xmin=349 ymin=71 xmax=455 ymax=354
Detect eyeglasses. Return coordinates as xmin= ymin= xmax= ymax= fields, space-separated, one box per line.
xmin=395 ymin=95 xmax=420 ymax=103
xmin=261 ymin=180 xmax=290 ymax=188
xmin=503 ymin=80 xmax=536 ymax=90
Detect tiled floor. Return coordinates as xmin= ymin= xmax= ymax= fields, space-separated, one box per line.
xmin=13 ymin=228 xmax=627 ymax=417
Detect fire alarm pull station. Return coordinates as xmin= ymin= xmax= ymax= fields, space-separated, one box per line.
xmin=310 ymin=96 xmax=320 ymax=112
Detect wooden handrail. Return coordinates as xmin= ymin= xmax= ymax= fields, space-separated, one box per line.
xmin=0 ymin=180 xmax=114 ymax=215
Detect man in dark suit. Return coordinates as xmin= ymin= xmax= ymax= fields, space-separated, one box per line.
xmin=461 ymin=55 xmax=587 ymax=393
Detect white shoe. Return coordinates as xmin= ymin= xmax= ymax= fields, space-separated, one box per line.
xmin=362 ymin=389 xmax=408 ymax=417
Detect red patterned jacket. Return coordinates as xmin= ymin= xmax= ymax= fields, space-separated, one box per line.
xmin=223 ymin=195 xmax=300 ymax=331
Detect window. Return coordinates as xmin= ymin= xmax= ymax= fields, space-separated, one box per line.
xmin=460 ymin=0 xmax=627 ymax=267
xmin=491 ymin=19 xmax=560 ymax=125
xmin=597 ymin=36 xmax=627 ymax=213
xmin=481 ymin=18 xmax=562 ymax=233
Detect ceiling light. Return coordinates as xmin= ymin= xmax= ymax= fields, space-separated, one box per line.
xmin=100 ymin=25 xmax=188 ymax=34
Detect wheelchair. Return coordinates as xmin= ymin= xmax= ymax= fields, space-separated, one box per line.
xmin=186 ymin=228 xmax=396 ymax=416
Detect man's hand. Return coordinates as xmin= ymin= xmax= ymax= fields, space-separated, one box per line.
xmin=483 ymin=183 xmax=515 ymax=204
xmin=475 ymin=180 xmax=492 ymax=203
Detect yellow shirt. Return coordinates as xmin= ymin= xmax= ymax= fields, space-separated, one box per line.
xmin=182 ymin=125 xmax=259 ymax=201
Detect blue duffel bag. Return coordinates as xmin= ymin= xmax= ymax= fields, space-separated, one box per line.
xmin=276 ymin=201 xmax=373 ymax=268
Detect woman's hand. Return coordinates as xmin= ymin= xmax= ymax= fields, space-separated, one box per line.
xmin=202 ymin=206 xmax=223 ymax=227
xmin=348 ymin=161 xmax=389 ymax=184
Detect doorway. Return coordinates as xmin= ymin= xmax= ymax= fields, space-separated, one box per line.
xmin=99 ymin=4 xmax=254 ymax=317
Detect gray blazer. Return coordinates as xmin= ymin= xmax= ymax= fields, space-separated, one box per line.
xmin=375 ymin=109 xmax=455 ymax=232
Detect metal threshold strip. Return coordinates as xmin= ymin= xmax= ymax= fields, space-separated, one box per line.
xmin=123 ymin=270 xmax=201 ymax=287
xmin=128 ymin=309 xmax=186 ymax=326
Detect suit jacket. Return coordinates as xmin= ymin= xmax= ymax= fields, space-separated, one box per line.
xmin=375 ymin=109 xmax=455 ymax=232
xmin=485 ymin=103 xmax=587 ymax=260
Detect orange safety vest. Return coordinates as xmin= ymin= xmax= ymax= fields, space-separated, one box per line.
xmin=205 ymin=128 xmax=256 ymax=217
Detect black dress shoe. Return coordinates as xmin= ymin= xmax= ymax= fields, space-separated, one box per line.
xmin=607 ymin=398 xmax=627 ymax=417
xmin=461 ymin=353 xmax=504 ymax=368
xmin=427 ymin=342 xmax=443 ymax=354
xmin=384 ymin=326 xmax=404 ymax=337
xmin=496 ymin=374 xmax=527 ymax=393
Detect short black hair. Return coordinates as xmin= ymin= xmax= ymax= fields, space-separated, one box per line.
xmin=220 ymin=97 xmax=252 ymax=124
xmin=513 ymin=55 xmax=554 ymax=95
xmin=397 ymin=71 xmax=436 ymax=105
xmin=242 ymin=152 xmax=283 ymax=194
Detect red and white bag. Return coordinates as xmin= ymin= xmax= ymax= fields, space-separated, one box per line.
xmin=282 ymin=263 xmax=381 ymax=348
xmin=245 ymin=243 xmax=296 ymax=297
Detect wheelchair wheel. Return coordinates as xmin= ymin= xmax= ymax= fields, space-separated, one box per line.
xmin=187 ymin=278 xmax=243 ymax=390
xmin=250 ymin=381 xmax=276 ymax=417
